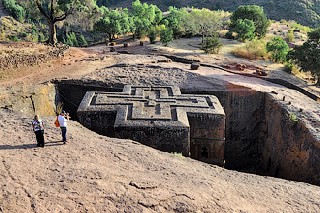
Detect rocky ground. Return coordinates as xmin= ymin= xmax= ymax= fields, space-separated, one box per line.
xmin=0 ymin=39 xmax=320 ymax=212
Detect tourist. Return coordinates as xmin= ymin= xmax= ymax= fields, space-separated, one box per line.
xmin=58 ymin=111 xmax=70 ymax=144
xmin=32 ymin=115 xmax=45 ymax=147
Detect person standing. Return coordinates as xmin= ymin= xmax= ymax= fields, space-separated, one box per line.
xmin=32 ymin=115 xmax=45 ymax=147
xmin=58 ymin=111 xmax=69 ymax=144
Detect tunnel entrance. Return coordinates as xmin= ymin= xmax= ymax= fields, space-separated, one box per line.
xmin=55 ymin=80 xmax=320 ymax=185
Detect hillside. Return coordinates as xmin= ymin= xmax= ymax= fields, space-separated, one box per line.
xmin=109 ymin=0 xmax=320 ymax=27
xmin=0 ymin=0 xmax=7 ymax=17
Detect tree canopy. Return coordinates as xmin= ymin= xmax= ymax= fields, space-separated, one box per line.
xmin=266 ymin=37 xmax=289 ymax=63
xmin=233 ymin=18 xmax=256 ymax=41
xmin=288 ymin=28 xmax=320 ymax=85
xmin=131 ymin=0 xmax=162 ymax=38
xmin=230 ymin=5 xmax=269 ymax=39
xmin=35 ymin=0 xmax=97 ymax=45
xmin=94 ymin=7 xmax=132 ymax=41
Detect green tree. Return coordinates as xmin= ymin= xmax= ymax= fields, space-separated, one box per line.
xmin=288 ymin=28 xmax=320 ymax=86
xmin=180 ymin=8 xmax=222 ymax=41
xmin=266 ymin=37 xmax=289 ymax=62
xmin=35 ymin=0 xmax=97 ymax=45
xmin=233 ymin=19 xmax=256 ymax=41
xmin=230 ymin=5 xmax=269 ymax=38
xmin=192 ymin=8 xmax=222 ymax=42
xmin=160 ymin=28 xmax=173 ymax=46
xmin=161 ymin=6 xmax=186 ymax=38
xmin=3 ymin=0 xmax=26 ymax=22
xmin=94 ymin=8 xmax=130 ymax=41
xmin=131 ymin=0 xmax=162 ymax=39
xmin=148 ymin=25 xmax=165 ymax=44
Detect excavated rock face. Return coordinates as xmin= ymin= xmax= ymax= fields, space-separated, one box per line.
xmin=55 ymin=77 xmax=320 ymax=185
xmin=262 ymin=94 xmax=320 ymax=184
xmin=77 ymin=85 xmax=225 ymax=165
xmin=0 ymin=83 xmax=56 ymax=115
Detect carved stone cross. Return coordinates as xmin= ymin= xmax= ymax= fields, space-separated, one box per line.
xmin=77 ymin=85 xmax=225 ymax=166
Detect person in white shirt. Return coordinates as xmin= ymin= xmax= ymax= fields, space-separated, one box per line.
xmin=58 ymin=111 xmax=69 ymax=144
xmin=32 ymin=115 xmax=45 ymax=147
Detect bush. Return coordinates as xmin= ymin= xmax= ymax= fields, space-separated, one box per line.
xmin=283 ymin=62 xmax=300 ymax=75
xmin=201 ymin=36 xmax=222 ymax=54
xmin=287 ymin=29 xmax=294 ymax=42
xmin=78 ymin=35 xmax=88 ymax=47
xmin=148 ymin=29 xmax=157 ymax=44
xmin=225 ymin=31 xmax=235 ymax=39
xmin=38 ymin=32 xmax=46 ymax=42
xmin=232 ymin=39 xmax=267 ymax=60
xmin=64 ymin=32 xmax=78 ymax=46
xmin=19 ymin=31 xmax=28 ymax=38
xmin=266 ymin=37 xmax=289 ymax=63
xmin=283 ymin=62 xmax=293 ymax=74
xmin=289 ymin=113 xmax=298 ymax=123
xmin=9 ymin=35 xmax=20 ymax=42
xmin=233 ymin=19 xmax=256 ymax=41
xmin=160 ymin=29 xmax=173 ymax=46
xmin=3 ymin=0 xmax=26 ymax=22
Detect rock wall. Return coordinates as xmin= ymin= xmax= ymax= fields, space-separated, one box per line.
xmin=262 ymin=94 xmax=320 ymax=185
xmin=55 ymin=81 xmax=122 ymax=119
xmin=56 ymin=82 xmax=320 ymax=184
xmin=214 ymin=90 xmax=265 ymax=170
xmin=0 ymin=83 xmax=56 ymax=116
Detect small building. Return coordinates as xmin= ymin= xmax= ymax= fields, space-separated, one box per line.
xmin=77 ymin=85 xmax=225 ymax=166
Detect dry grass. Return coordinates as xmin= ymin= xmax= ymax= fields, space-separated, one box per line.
xmin=0 ymin=43 xmax=53 ymax=56
xmin=231 ymin=39 xmax=268 ymax=60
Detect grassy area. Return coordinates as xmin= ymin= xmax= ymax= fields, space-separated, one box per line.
xmin=0 ymin=43 xmax=51 ymax=56
xmin=231 ymin=39 xmax=268 ymax=60
xmin=0 ymin=16 xmax=36 ymax=42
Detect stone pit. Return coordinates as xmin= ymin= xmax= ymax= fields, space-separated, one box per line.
xmin=77 ymin=85 xmax=225 ymax=165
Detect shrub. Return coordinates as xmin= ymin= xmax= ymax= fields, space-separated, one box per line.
xmin=287 ymin=29 xmax=294 ymax=42
xmin=38 ymin=32 xmax=46 ymax=42
xmin=225 ymin=31 xmax=235 ymax=39
xmin=9 ymin=35 xmax=20 ymax=42
xmin=283 ymin=62 xmax=301 ymax=75
xmin=160 ymin=29 xmax=173 ymax=46
xmin=19 ymin=31 xmax=28 ymax=38
xmin=201 ymin=36 xmax=223 ymax=54
xmin=3 ymin=0 xmax=26 ymax=22
xmin=283 ymin=62 xmax=293 ymax=74
xmin=289 ymin=113 xmax=298 ymax=123
xmin=266 ymin=37 xmax=289 ymax=63
xmin=148 ymin=29 xmax=157 ymax=44
xmin=232 ymin=39 xmax=267 ymax=60
xmin=233 ymin=19 xmax=256 ymax=41
xmin=78 ymin=35 xmax=88 ymax=47
xmin=64 ymin=32 xmax=78 ymax=46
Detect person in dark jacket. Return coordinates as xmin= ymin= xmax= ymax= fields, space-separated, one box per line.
xmin=32 ymin=115 xmax=45 ymax=147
